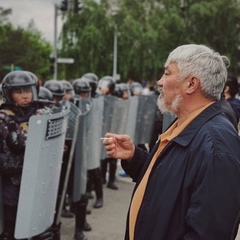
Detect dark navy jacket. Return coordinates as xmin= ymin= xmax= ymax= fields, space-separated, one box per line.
xmin=122 ymin=102 xmax=240 ymax=240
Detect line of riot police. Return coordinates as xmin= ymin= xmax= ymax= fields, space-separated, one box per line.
xmin=0 ymin=71 xmax=159 ymax=240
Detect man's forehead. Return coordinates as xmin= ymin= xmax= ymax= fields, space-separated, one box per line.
xmin=164 ymin=62 xmax=178 ymax=70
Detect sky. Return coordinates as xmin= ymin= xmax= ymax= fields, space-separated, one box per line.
xmin=0 ymin=0 xmax=63 ymax=45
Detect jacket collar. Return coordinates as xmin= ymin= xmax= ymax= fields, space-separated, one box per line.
xmin=169 ymin=101 xmax=222 ymax=147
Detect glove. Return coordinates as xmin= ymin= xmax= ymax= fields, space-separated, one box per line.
xmin=6 ymin=131 xmax=26 ymax=154
xmin=6 ymin=121 xmax=26 ymax=154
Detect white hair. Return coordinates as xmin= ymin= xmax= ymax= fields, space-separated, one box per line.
xmin=165 ymin=44 xmax=230 ymax=100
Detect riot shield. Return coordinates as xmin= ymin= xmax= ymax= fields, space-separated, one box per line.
xmin=65 ymin=101 xmax=82 ymax=140
xmin=72 ymin=99 xmax=92 ymax=202
xmin=101 ymin=95 xmax=116 ymax=159
xmin=125 ymin=96 xmax=139 ymax=140
xmin=162 ymin=112 xmax=176 ymax=132
xmin=14 ymin=107 xmax=70 ymax=239
xmin=0 ymin=178 xmax=3 ymax=235
xmin=134 ymin=94 xmax=158 ymax=144
xmin=110 ymin=98 xmax=130 ymax=134
xmin=55 ymin=101 xmax=81 ymax=225
xmin=87 ymin=96 xmax=104 ymax=170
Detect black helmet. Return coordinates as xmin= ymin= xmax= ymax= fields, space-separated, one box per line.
xmin=130 ymin=82 xmax=143 ymax=96
xmin=114 ymin=84 xmax=124 ymax=98
xmin=82 ymin=73 xmax=98 ymax=95
xmin=98 ymin=76 xmax=115 ymax=95
xmin=2 ymin=71 xmax=38 ymax=104
xmin=60 ymin=80 xmax=74 ymax=91
xmin=44 ymin=80 xmax=65 ymax=98
xmin=38 ymin=86 xmax=54 ymax=104
xmin=72 ymin=77 xmax=91 ymax=94
xmin=119 ymin=83 xmax=130 ymax=99
xmin=82 ymin=73 xmax=98 ymax=84
xmin=60 ymin=80 xmax=75 ymax=100
xmin=24 ymin=71 xmax=40 ymax=94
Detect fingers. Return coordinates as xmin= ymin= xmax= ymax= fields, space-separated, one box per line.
xmin=102 ymin=133 xmax=118 ymax=157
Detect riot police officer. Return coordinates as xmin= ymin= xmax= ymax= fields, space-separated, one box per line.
xmin=70 ymin=77 xmax=93 ymax=240
xmin=44 ymin=80 xmax=65 ymax=104
xmin=80 ymin=74 xmax=104 ymax=208
xmin=130 ymin=81 xmax=143 ymax=96
xmin=60 ymin=80 xmax=75 ymax=101
xmin=0 ymin=71 xmax=41 ymax=239
xmin=82 ymin=73 xmax=99 ymax=98
xmin=98 ymin=76 xmax=119 ymax=190
xmin=38 ymin=86 xmax=54 ymax=106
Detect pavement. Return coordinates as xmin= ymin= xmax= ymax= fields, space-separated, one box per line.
xmin=60 ymin=162 xmax=240 ymax=240
xmin=61 ymin=165 xmax=134 ymax=240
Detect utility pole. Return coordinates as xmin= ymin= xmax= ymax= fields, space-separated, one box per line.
xmin=53 ymin=0 xmax=69 ymax=80
xmin=113 ymin=24 xmax=118 ymax=82
xmin=112 ymin=0 xmax=119 ymax=82
xmin=53 ymin=4 xmax=58 ymax=80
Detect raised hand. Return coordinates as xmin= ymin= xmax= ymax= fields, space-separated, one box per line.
xmin=102 ymin=133 xmax=135 ymax=161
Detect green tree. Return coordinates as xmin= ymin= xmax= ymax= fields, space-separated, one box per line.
xmin=60 ymin=0 xmax=114 ymax=80
xmin=59 ymin=0 xmax=240 ymax=82
xmin=184 ymin=0 xmax=240 ymax=74
xmin=0 ymin=6 xmax=53 ymax=81
xmin=0 ymin=21 xmax=52 ymax=81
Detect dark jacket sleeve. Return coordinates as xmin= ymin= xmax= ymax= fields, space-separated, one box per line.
xmin=184 ymin=152 xmax=240 ymax=240
xmin=0 ymin=122 xmax=23 ymax=175
xmin=121 ymin=146 xmax=150 ymax=182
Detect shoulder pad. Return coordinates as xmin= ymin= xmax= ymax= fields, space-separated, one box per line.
xmin=0 ymin=110 xmax=12 ymax=123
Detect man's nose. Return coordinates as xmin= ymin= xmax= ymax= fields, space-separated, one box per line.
xmin=158 ymin=76 xmax=163 ymax=86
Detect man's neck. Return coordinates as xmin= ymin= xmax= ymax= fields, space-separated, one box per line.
xmin=176 ymin=98 xmax=214 ymax=126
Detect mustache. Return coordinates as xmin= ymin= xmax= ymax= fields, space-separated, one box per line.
xmin=157 ymin=87 xmax=163 ymax=95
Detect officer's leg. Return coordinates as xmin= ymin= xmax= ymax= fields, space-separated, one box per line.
xmin=92 ymin=168 xmax=103 ymax=208
xmin=71 ymin=194 xmax=91 ymax=240
xmin=86 ymin=170 xmax=94 ymax=199
xmin=107 ymin=158 xmax=118 ymax=190
xmin=0 ymin=205 xmax=17 ymax=240
xmin=100 ymin=159 xmax=108 ymax=184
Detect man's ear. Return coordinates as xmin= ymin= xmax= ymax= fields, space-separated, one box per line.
xmin=186 ymin=77 xmax=199 ymax=94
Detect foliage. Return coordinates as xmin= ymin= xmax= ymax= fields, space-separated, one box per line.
xmin=0 ymin=9 xmax=52 ymax=81
xmin=59 ymin=0 xmax=240 ymax=82
xmin=1 ymin=0 xmax=240 ymax=83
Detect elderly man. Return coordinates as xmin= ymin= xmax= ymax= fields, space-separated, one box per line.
xmin=103 ymin=44 xmax=240 ymax=240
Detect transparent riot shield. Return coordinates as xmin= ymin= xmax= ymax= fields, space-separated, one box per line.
xmin=134 ymin=94 xmax=158 ymax=144
xmin=110 ymin=98 xmax=130 ymax=134
xmin=0 ymin=178 xmax=3 ymax=235
xmin=101 ymin=95 xmax=116 ymax=159
xmin=14 ymin=107 xmax=70 ymax=239
xmin=72 ymin=99 xmax=92 ymax=202
xmin=125 ymin=96 xmax=139 ymax=140
xmin=87 ymin=96 xmax=104 ymax=170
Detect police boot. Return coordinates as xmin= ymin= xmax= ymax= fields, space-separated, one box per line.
xmin=74 ymin=230 xmax=88 ymax=240
xmin=61 ymin=206 xmax=74 ymax=218
xmin=0 ymin=232 xmax=11 ymax=240
xmin=107 ymin=158 xmax=118 ymax=190
xmin=73 ymin=195 xmax=92 ymax=237
xmin=83 ymin=221 xmax=92 ymax=231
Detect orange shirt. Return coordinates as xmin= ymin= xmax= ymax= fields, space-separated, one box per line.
xmin=129 ymin=103 xmax=213 ymax=240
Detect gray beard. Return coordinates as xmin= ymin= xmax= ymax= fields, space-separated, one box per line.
xmin=157 ymin=93 xmax=183 ymax=114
